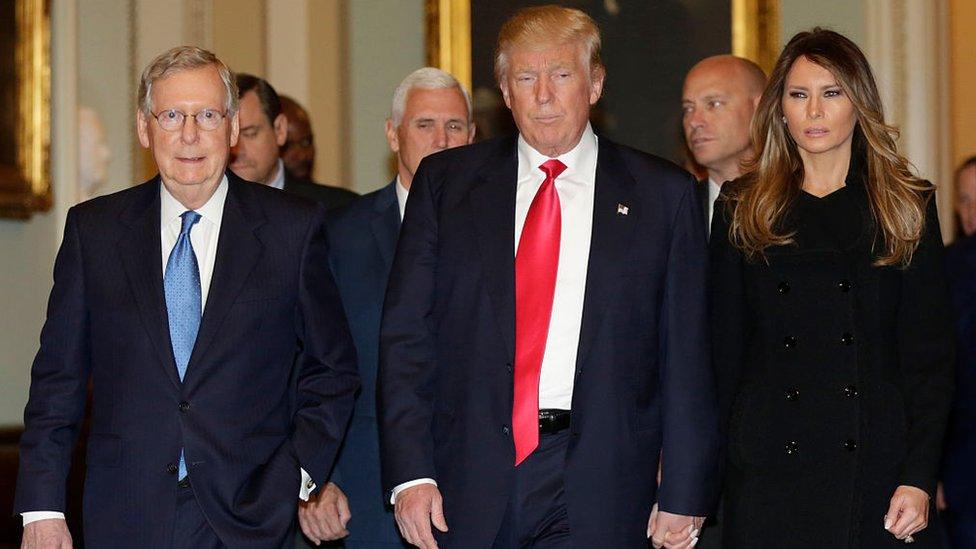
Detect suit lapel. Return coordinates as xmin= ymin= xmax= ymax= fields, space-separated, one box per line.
xmin=575 ymin=140 xmax=637 ymax=370
xmin=470 ymin=138 xmax=518 ymax=359
xmin=371 ymin=181 xmax=400 ymax=272
xmin=118 ymin=178 xmax=181 ymax=389
xmin=186 ymin=174 xmax=266 ymax=375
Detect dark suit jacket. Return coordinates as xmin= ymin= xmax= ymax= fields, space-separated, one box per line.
xmin=14 ymin=172 xmax=359 ymax=548
xmin=326 ymin=182 xmax=406 ymax=545
xmin=378 ymin=136 xmax=721 ymax=547
xmin=697 ymin=178 xmax=711 ymax=237
xmin=283 ymin=170 xmax=359 ymax=211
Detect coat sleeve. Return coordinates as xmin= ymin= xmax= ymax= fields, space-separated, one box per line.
xmin=377 ymin=161 xmax=440 ymax=495
xmin=290 ymin=205 xmax=361 ymax=489
xmin=656 ymin=178 xmax=723 ymax=516
xmin=14 ymin=208 xmax=93 ymax=513
xmin=896 ymin=197 xmax=955 ymax=497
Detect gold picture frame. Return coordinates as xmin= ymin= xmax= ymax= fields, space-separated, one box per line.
xmin=0 ymin=0 xmax=51 ymax=219
xmin=425 ymin=0 xmax=780 ymax=93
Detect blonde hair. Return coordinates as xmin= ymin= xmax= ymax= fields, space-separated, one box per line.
xmin=494 ymin=5 xmax=603 ymax=83
xmin=728 ymin=28 xmax=932 ymax=267
xmin=137 ymin=46 xmax=238 ymax=116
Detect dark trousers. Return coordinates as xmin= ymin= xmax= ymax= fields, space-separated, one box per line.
xmin=492 ymin=431 xmax=571 ymax=549
xmin=173 ymin=481 xmax=224 ymax=549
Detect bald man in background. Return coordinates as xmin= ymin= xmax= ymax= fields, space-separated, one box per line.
xmin=682 ymin=55 xmax=766 ymax=237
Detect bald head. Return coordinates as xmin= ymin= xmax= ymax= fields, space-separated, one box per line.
xmin=279 ymin=95 xmax=315 ymax=180
xmin=682 ymin=55 xmax=767 ymax=184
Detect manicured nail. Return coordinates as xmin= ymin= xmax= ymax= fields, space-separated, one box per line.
xmin=691 ymin=528 xmax=700 ymax=538
xmin=884 ymin=517 xmax=893 ymax=530
xmin=691 ymin=537 xmax=699 ymax=547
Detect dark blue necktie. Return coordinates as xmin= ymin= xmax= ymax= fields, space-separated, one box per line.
xmin=164 ymin=210 xmax=202 ymax=480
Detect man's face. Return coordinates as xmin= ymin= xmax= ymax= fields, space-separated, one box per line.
xmin=957 ymin=164 xmax=976 ymax=237
xmin=281 ymin=111 xmax=315 ymax=180
xmin=500 ymin=41 xmax=603 ymax=157
xmin=229 ymin=90 xmax=287 ymax=184
xmin=385 ymin=87 xmax=475 ymax=189
xmin=137 ymin=65 xmax=239 ymax=196
xmin=682 ymin=64 xmax=759 ymax=179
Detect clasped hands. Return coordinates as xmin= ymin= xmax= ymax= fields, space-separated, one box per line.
xmin=648 ymin=503 xmax=704 ymax=549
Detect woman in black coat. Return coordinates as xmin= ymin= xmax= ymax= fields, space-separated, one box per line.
xmin=710 ymin=28 xmax=954 ymax=548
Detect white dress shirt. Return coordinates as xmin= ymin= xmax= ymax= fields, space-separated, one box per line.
xmin=268 ymin=159 xmax=286 ymax=190
xmin=23 ymin=175 xmax=313 ymax=527
xmin=706 ymin=178 xmax=721 ymax=234
xmin=395 ymin=176 xmax=409 ymax=220
xmin=390 ymin=124 xmax=599 ymax=503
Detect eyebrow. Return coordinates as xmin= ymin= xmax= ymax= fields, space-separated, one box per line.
xmin=785 ymin=83 xmax=841 ymax=90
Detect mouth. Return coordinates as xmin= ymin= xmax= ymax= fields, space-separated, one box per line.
xmin=533 ymin=114 xmax=563 ymax=124
xmin=804 ymin=127 xmax=830 ymax=137
xmin=690 ymin=136 xmax=714 ymax=147
xmin=177 ymin=156 xmax=206 ymax=164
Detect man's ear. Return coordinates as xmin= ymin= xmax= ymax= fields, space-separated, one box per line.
xmin=273 ymin=113 xmax=288 ymax=147
xmin=467 ymin=122 xmax=477 ymax=144
xmin=136 ymin=110 xmax=151 ymax=149
xmin=385 ymin=118 xmax=399 ymax=154
xmin=499 ymin=79 xmax=513 ymax=110
xmin=589 ymin=66 xmax=606 ymax=105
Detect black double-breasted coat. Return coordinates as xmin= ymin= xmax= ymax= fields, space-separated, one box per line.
xmin=709 ymin=166 xmax=954 ymax=548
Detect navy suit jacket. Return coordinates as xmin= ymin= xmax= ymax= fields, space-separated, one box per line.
xmin=326 ymin=182 xmax=406 ymax=545
xmin=283 ymin=170 xmax=359 ymax=211
xmin=14 ymin=172 xmax=359 ymax=548
xmin=378 ymin=136 xmax=721 ymax=547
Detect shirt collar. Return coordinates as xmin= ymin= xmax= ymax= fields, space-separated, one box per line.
xmin=160 ymin=174 xmax=229 ymax=227
xmin=395 ymin=175 xmax=409 ymax=220
xmin=269 ymin=159 xmax=286 ymax=190
xmin=517 ymin=123 xmax=597 ymax=179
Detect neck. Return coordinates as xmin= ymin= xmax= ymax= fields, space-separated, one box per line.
xmin=163 ymin=175 xmax=222 ymax=210
xmin=799 ymin=145 xmax=852 ymax=197
xmin=263 ymin=161 xmax=281 ymax=186
xmin=707 ymin=150 xmax=751 ymax=185
xmin=398 ymin=169 xmax=412 ymax=191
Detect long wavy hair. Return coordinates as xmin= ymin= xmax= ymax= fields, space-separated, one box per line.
xmin=726 ymin=28 xmax=932 ymax=267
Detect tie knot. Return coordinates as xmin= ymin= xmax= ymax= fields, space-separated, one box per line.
xmin=539 ymin=159 xmax=567 ymax=181
xmin=179 ymin=211 xmax=202 ymax=237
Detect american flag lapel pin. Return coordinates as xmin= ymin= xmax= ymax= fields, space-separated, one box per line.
xmin=617 ymin=203 xmax=629 ymax=216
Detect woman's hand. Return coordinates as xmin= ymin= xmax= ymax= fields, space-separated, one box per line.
xmin=884 ymin=485 xmax=930 ymax=542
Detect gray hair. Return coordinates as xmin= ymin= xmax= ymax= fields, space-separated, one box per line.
xmin=390 ymin=67 xmax=473 ymax=127
xmin=137 ymin=46 xmax=238 ymax=116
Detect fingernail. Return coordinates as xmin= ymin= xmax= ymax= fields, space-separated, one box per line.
xmin=884 ymin=517 xmax=893 ymax=530
xmin=691 ymin=537 xmax=700 ymax=547
xmin=692 ymin=528 xmax=700 ymax=538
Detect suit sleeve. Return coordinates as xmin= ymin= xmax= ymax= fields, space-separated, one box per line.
xmin=290 ymin=205 xmax=360 ymax=489
xmin=896 ymin=197 xmax=955 ymax=496
xmin=377 ymin=161 xmax=440 ymax=494
xmin=14 ymin=208 xmax=92 ymax=513
xmin=656 ymin=178 xmax=723 ymax=516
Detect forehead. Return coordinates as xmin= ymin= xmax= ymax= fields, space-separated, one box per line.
xmin=958 ymin=165 xmax=976 ymax=189
xmin=508 ymin=40 xmax=585 ymax=70
xmin=683 ymin=66 xmax=742 ymax=99
xmin=238 ymin=90 xmax=269 ymax=123
xmin=152 ymin=65 xmax=226 ymax=107
xmin=403 ymin=87 xmax=468 ymax=118
xmin=785 ymin=56 xmax=838 ymax=84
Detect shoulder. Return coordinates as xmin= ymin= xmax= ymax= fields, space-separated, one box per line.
xmin=328 ymin=184 xmax=393 ymax=231
xmin=604 ymin=139 xmax=692 ymax=185
xmin=68 ymin=178 xmax=158 ymax=227
xmin=285 ymin=173 xmax=359 ymax=209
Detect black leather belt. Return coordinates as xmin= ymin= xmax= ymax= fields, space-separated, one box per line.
xmin=538 ymin=409 xmax=571 ymax=434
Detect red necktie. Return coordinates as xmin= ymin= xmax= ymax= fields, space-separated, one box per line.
xmin=513 ymin=158 xmax=566 ymax=465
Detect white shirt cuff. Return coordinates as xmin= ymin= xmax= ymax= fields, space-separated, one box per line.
xmin=299 ymin=467 xmax=316 ymax=501
xmin=390 ymin=478 xmax=437 ymax=504
xmin=22 ymin=511 xmax=65 ymax=526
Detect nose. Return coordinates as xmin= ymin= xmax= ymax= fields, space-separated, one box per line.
xmin=807 ymin=96 xmax=823 ymax=119
xmin=434 ymin=125 xmax=448 ymax=149
xmin=687 ymin=109 xmax=705 ymax=131
xmin=180 ymin=116 xmax=200 ymax=144
xmin=535 ymin=77 xmax=553 ymax=105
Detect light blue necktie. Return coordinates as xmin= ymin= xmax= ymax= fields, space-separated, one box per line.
xmin=164 ymin=210 xmax=202 ymax=481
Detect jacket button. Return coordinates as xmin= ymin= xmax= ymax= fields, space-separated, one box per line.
xmin=844 ymin=385 xmax=858 ymax=398
xmin=166 ymin=463 xmax=178 ymax=475
xmin=785 ymin=388 xmax=800 ymax=401
xmin=178 ymin=401 xmax=190 ymax=412
xmin=501 ymin=425 xmax=510 ymax=435
xmin=785 ymin=440 xmax=799 ymax=455
xmin=841 ymin=333 xmax=855 ymax=345
xmin=777 ymin=281 xmax=791 ymax=294
xmin=837 ymin=279 xmax=852 ymax=292
xmin=844 ymin=439 xmax=858 ymax=451
xmin=783 ymin=335 xmax=797 ymax=349
xmin=506 ymin=362 xmax=513 ymax=373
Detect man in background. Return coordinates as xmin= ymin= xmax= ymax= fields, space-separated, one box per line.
xmin=297 ymin=67 xmax=475 ymax=548
xmin=280 ymin=95 xmax=317 ymax=182
xmin=233 ymin=74 xmax=358 ymax=210
xmin=681 ymin=55 xmax=766 ymax=235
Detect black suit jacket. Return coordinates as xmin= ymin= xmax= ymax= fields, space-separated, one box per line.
xmin=378 ymin=136 xmax=721 ymax=547
xmin=15 ymin=172 xmax=359 ymax=548
xmin=283 ymin=170 xmax=358 ymax=211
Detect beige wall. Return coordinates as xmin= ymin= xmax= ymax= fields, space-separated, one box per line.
xmin=950 ymin=0 xmax=976 ymax=168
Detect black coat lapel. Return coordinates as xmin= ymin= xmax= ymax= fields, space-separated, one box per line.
xmin=186 ymin=174 xmax=266 ymax=373
xmin=118 ymin=178 xmax=181 ymax=389
xmin=371 ymin=181 xmax=400 ymax=271
xmin=469 ymin=137 xmax=518 ymax=359
xmin=575 ymin=140 xmax=637 ymax=370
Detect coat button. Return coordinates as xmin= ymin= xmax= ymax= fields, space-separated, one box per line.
xmin=777 ymin=281 xmax=791 ymax=294
xmin=506 ymin=362 xmax=513 ymax=373
xmin=785 ymin=388 xmax=800 ymax=401
xmin=501 ymin=425 xmax=510 ymax=435
xmin=166 ymin=463 xmax=178 ymax=475
xmin=844 ymin=385 xmax=858 ymax=398
xmin=837 ymin=279 xmax=852 ymax=292
xmin=785 ymin=440 xmax=799 ymax=455
xmin=841 ymin=333 xmax=855 ymax=345
xmin=178 ymin=401 xmax=190 ymax=412
xmin=783 ymin=335 xmax=797 ymax=349
xmin=844 ymin=439 xmax=858 ymax=451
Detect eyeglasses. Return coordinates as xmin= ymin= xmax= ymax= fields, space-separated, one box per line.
xmin=150 ymin=108 xmax=227 ymax=132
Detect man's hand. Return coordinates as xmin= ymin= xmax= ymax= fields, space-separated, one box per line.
xmin=884 ymin=485 xmax=930 ymax=541
xmin=648 ymin=504 xmax=703 ymax=549
xmin=394 ymin=484 xmax=448 ymax=549
xmin=298 ymin=482 xmax=351 ymax=545
xmin=22 ymin=519 xmax=72 ymax=549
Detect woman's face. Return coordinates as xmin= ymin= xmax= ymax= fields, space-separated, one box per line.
xmin=781 ymin=56 xmax=857 ymax=160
